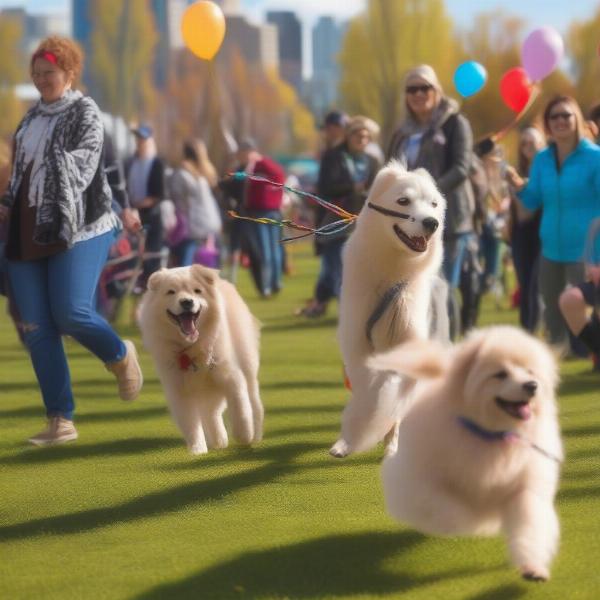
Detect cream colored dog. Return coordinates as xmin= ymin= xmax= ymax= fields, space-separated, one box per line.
xmin=137 ymin=265 xmax=263 ymax=455
xmin=330 ymin=161 xmax=447 ymax=458
xmin=374 ymin=326 xmax=562 ymax=581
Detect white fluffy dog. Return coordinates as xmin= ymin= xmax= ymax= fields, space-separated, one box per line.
xmin=330 ymin=161 xmax=447 ymax=458
xmin=138 ymin=265 xmax=263 ymax=455
xmin=373 ymin=326 xmax=562 ymax=581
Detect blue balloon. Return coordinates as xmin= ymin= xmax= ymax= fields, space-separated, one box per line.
xmin=453 ymin=61 xmax=487 ymax=98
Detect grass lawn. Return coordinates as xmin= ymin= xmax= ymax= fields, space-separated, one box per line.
xmin=1 ymin=244 xmax=599 ymax=600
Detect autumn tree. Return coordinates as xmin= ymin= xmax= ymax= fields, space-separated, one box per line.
xmin=568 ymin=6 xmax=600 ymax=113
xmin=0 ymin=15 xmax=23 ymax=139
xmin=338 ymin=0 xmax=460 ymax=148
xmin=89 ymin=0 xmax=158 ymax=122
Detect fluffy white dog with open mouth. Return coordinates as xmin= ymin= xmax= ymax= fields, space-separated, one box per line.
xmin=330 ymin=160 xmax=447 ymax=458
xmin=373 ymin=326 xmax=562 ymax=581
xmin=138 ymin=265 xmax=263 ymax=455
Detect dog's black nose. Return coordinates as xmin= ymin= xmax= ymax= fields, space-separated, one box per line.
xmin=522 ymin=380 xmax=538 ymax=397
xmin=422 ymin=217 xmax=439 ymax=234
xmin=179 ymin=298 xmax=194 ymax=311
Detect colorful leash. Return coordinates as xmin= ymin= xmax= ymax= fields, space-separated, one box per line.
xmin=226 ymin=172 xmax=358 ymax=242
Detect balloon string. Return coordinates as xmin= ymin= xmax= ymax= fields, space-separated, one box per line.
xmin=227 ymin=172 xmax=357 ymax=219
xmin=227 ymin=210 xmax=357 ymax=244
xmin=482 ymin=84 xmax=541 ymax=145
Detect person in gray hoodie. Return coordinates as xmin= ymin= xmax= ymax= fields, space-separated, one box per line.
xmin=387 ymin=64 xmax=475 ymax=339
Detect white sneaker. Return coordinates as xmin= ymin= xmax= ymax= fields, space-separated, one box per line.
xmin=28 ymin=416 xmax=78 ymax=446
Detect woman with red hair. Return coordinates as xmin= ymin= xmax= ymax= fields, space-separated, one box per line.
xmin=0 ymin=37 xmax=143 ymax=446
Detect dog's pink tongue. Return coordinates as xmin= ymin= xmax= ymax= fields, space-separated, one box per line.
xmin=517 ymin=403 xmax=531 ymax=420
xmin=179 ymin=313 xmax=197 ymax=337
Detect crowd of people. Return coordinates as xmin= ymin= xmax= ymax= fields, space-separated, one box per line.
xmin=0 ymin=35 xmax=599 ymax=445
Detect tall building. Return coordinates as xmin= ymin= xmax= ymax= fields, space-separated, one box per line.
xmin=310 ymin=16 xmax=345 ymax=116
xmin=266 ymin=11 xmax=302 ymax=93
xmin=2 ymin=7 xmax=69 ymax=56
xmin=217 ymin=15 xmax=279 ymax=73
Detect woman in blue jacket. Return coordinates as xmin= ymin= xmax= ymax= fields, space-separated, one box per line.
xmin=509 ymin=95 xmax=600 ymax=350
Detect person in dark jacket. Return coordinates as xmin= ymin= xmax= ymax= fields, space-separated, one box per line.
xmin=126 ymin=124 xmax=165 ymax=287
xmin=387 ymin=64 xmax=475 ymax=339
xmin=298 ymin=116 xmax=380 ymax=317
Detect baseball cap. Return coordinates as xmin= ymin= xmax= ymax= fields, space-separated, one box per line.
xmin=131 ymin=124 xmax=153 ymax=139
xmin=321 ymin=110 xmax=349 ymax=129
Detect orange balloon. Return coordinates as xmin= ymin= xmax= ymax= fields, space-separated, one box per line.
xmin=181 ymin=1 xmax=226 ymax=60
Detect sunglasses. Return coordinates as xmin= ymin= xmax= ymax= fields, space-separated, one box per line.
xmin=548 ymin=112 xmax=574 ymax=122
xmin=405 ymin=84 xmax=434 ymax=95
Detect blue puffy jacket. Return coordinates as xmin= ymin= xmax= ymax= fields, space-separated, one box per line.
xmin=519 ymin=139 xmax=600 ymax=263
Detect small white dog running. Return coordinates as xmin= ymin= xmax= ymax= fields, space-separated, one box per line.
xmin=330 ymin=160 xmax=447 ymax=458
xmin=373 ymin=326 xmax=563 ymax=581
xmin=138 ymin=265 xmax=263 ymax=455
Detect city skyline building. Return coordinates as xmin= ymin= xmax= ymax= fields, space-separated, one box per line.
xmin=266 ymin=10 xmax=302 ymax=93
xmin=310 ymin=15 xmax=345 ymax=116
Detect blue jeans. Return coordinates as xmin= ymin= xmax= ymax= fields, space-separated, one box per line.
xmin=7 ymin=230 xmax=126 ymax=420
xmin=172 ymin=239 xmax=199 ymax=267
xmin=315 ymin=238 xmax=345 ymax=303
xmin=246 ymin=210 xmax=282 ymax=296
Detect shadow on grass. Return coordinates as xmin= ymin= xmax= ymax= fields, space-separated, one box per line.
xmin=0 ymin=405 xmax=166 ymax=422
xmin=133 ymin=530 xmax=499 ymax=600
xmin=261 ymin=380 xmax=342 ymax=391
xmin=557 ymin=485 xmax=600 ymax=500
xmin=263 ymin=316 xmax=338 ymax=333
xmin=266 ymin=422 xmax=339 ymax=438
xmin=164 ymin=442 xmax=379 ymax=472
xmin=562 ymin=424 xmax=600 ymax=438
xmin=558 ymin=374 xmax=600 ymax=397
xmin=0 ymin=441 xmax=321 ymax=542
xmin=0 ymin=436 xmax=180 ymax=465
xmin=465 ymin=583 xmax=528 ymax=599
xmin=266 ymin=404 xmax=342 ymax=415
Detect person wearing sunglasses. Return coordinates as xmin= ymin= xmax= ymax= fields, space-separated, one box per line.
xmin=387 ymin=64 xmax=475 ymax=340
xmin=508 ymin=95 xmax=600 ymax=354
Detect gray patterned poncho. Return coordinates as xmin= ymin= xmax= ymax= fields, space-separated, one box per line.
xmin=1 ymin=90 xmax=113 ymax=247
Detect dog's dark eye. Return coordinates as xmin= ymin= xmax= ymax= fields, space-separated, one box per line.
xmin=166 ymin=290 xmax=176 ymax=295
xmin=432 ymin=201 xmax=438 ymax=208
xmin=194 ymin=288 xmax=202 ymax=294
xmin=396 ymin=197 xmax=410 ymax=206
xmin=492 ymin=370 xmax=508 ymax=380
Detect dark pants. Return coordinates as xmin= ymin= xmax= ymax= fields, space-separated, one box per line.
xmin=511 ymin=219 xmax=541 ymax=332
xmin=139 ymin=204 xmax=164 ymax=284
xmin=315 ymin=238 xmax=345 ymax=304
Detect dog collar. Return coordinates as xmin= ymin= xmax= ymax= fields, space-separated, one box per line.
xmin=457 ymin=416 xmax=562 ymax=464
xmin=367 ymin=202 xmax=413 ymax=221
xmin=178 ymin=352 xmax=198 ymax=372
xmin=457 ymin=416 xmax=514 ymax=442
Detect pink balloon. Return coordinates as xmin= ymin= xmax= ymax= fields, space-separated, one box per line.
xmin=521 ymin=27 xmax=564 ymax=82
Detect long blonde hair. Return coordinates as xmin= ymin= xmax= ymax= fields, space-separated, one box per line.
xmin=182 ymin=139 xmax=218 ymax=188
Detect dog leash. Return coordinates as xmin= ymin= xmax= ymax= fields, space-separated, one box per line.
xmin=457 ymin=416 xmax=562 ymax=464
xmin=365 ymin=281 xmax=407 ymax=349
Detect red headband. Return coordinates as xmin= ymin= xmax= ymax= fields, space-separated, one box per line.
xmin=32 ymin=50 xmax=58 ymax=65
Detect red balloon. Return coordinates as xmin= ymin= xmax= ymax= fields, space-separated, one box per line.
xmin=500 ymin=67 xmax=532 ymax=113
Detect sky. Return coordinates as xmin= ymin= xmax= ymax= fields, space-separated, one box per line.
xmin=1 ymin=0 xmax=597 ymax=33
xmin=1 ymin=0 xmax=597 ymax=76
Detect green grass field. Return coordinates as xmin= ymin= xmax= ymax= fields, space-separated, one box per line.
xmin=1 ymin=245 xmax=599 ymax=600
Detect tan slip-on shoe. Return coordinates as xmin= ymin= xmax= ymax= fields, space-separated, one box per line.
xmin=106 ymin=339 xmax=143 ymax=401
xmin=28 ymin=416 xmax=78 ymax=446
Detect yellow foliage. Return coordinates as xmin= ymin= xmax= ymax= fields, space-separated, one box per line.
xmin=0 ymin=16 xmax=24 ymax=138
xmin=89 ymin=0 xmax=158 ymax=120
xmin=568 ymin=6 xmax=600 ymax=113
xmin=339 ymin=0 xmax=460 ymax=147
